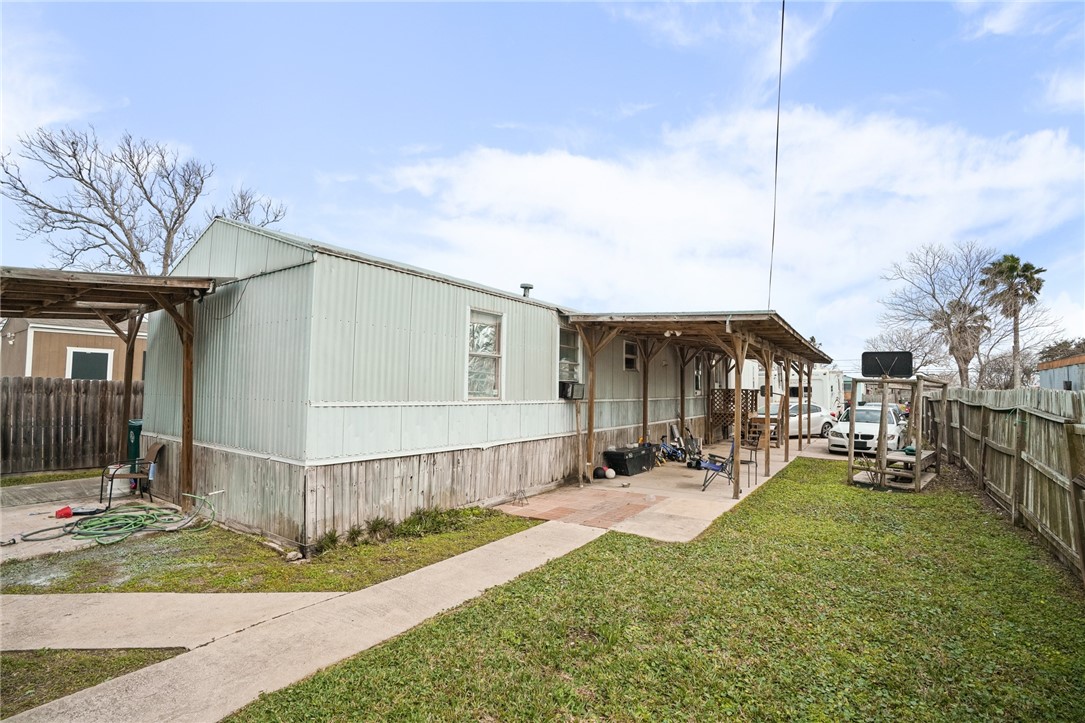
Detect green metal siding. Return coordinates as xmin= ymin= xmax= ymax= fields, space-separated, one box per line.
xmin=143 ymin=261 xmax=313 ymax=460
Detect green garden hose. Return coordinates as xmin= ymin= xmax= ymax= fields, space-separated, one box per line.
xmin=19 ymin=493 xmax=217 ymax=546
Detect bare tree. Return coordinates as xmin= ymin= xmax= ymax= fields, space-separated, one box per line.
xmin=205 ymin=186 xmax=286 ymax=228
xmin=865 ymin=325 xmax=947 ymax=374
xmin=1 ymin=127 xmax=213 ymax=275
xmin=2 ymin=126 xmax=286 ymax=275
xmin=881 ymin=240 xmax=995 ymax=387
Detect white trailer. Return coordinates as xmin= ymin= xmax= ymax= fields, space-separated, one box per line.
xmin=787 ymin=367 xmax=844 ymax=414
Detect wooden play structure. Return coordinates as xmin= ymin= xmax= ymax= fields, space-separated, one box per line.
xmin=847 ymin=373 xmax=949 ymax=492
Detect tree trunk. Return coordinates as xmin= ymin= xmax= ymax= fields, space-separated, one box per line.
xmin=954 ymin=355 xmax=971 ymax=388
xmin=1011 ymin=300 xmax=1021 ymax=389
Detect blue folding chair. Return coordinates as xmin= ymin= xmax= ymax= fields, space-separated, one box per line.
xmin=701 ymin=442 xmax=735 ymax=491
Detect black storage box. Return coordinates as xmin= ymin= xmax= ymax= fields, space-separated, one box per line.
xmin=603 ymin=446 xmax=654 ymax=476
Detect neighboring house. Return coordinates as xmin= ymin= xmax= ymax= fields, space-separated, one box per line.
xmin=1037 ymin=354 xmax=1085 ymax=392
xmin=143 ymin=219 xmax=825 ymax=547
xmin=0 ymin=317 xmax=147 ymax=380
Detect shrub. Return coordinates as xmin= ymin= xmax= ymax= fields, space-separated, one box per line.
xmin=311 ymin=529 xmax=339 ymax=556
xmin=364 ymin=516 xmax=396 ymax=543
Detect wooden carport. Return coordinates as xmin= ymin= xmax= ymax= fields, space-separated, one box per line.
xmin=566 ymin=311 xmax=832 ymax=499
xmin=0 ymin=267 xmax=221 ymax=506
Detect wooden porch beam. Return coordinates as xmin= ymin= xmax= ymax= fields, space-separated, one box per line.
xmin=152 ymin=292 xmax=194 ymax=338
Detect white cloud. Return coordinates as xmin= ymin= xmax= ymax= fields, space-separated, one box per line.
xmin=1040 ymin=68 xmax=1085 ymax=113
xmin=314 ymin=170 xmax=361 ymax=187
xmin=0 ymin=27 xmax=99 ymax=150
xmin=961 ymin=2 xmax=1034 ymax=37
xmin=613 ymin=3 xmax=724 ymax=48
xmin=958 ymin=1 xmax=1075 ymax=39
xmin=379 ymin=107 xmax=1083 ymax=364
xmin=615 ymin=102 xmax=656 ymax=120
xmin=612 ymin=2 xmax=835 ymax=96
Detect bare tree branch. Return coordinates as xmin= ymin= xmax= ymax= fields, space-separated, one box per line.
xmin=865 ymin=325 xmax=948 ymax=374
xmin=205 ymin=186 xmax=287 ymax=229
xmin=879 ymin=240 xmax=995 ymax=387
xmin=1 ymin=126 xmax=218 ymax=275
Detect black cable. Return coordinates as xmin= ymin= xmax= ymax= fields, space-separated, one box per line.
xmin=767 ymin=0 xmax=786 ymax=309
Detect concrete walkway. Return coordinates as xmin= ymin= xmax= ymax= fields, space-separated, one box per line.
xmin=6 ymin=521 xmax=605 ymax=722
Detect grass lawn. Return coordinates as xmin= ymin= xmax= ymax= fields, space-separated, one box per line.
xmin=0 ymin=648 xmax=185 ymax=719
xmin=0 ymin=507 xmax=539 ymax=594
xmin=1 ymin=469 xmax=100 ymax=488
xmin=228 ymin=458 xmax=1085 ymax=722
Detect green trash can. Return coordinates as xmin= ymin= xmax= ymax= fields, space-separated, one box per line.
xmin=127 ymin=419 xmax=143 ymax=471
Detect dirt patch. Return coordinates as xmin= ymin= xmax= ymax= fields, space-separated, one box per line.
xmin=927 ymin=458 xmax=1010 ymax=520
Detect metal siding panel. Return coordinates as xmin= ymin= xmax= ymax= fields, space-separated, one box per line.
xmin=549 ymin=402 xmax=575 ymax=435
xmin=306 ymin=407 xmax=345 ymax=459
xmin=309 ymin=258 xmax=360 ymax=402
xmin=146 ymin=265 xmax=313 ymax=459
xmin=337 ymin=406 xmax=402 ymax=457
xmin=401 ymin=405 xmax=451 ymax=450
xmin=518 ymin=307 xmax=559 ymax=400
xmin=407 ymin=280 xmax=462 ymax=401
xmin=519 ymin=403 xmax=550 ymax=438
xmin=352 ymin=262 xmax=412 ymax=401
xmin=448 ymin=405 xmax=489 ymax=445
xmin=487 ymin=404 xmax=521 ymax=442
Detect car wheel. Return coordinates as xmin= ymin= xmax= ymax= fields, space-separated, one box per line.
xmin=820 ymin=421 xmax=833 ymax=438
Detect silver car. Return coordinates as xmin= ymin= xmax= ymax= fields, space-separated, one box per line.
xmin=768 ymin=402 xmax=838 ymax=438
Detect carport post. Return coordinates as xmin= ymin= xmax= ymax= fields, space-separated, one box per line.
xmin=783 ymin=355 xmax=791 ymax=462
xmin=728 ymin=333 xmax=749 ymax=499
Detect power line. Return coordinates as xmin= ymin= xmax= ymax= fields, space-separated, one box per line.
xmin=766 ymin=0 xmax=786 ymax=310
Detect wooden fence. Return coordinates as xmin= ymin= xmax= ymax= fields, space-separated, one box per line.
xmin=926 ymin=387 xmax=1085 ymax=584
xmin=0 ymin=377 xmax=144 ymax=475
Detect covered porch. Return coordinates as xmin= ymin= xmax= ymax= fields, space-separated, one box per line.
xmin=565 ymin=311 xmax=833 ymax=501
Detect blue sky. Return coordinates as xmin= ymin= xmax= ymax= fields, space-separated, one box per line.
xmin=2 ymin=2 xmax=1082 ymax=372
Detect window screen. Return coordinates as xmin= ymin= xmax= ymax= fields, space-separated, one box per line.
xmin=468 ymin=311 xmax=501 ymax=398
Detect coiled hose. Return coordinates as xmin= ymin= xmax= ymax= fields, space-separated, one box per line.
xmin=20 ymin=493 xmax=217 ymax=546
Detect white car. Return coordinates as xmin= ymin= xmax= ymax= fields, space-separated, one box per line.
xmin=827 ymin=405 xmax=905 ymax=454
xmin=768 ymin=402 xmax=837 ymax=438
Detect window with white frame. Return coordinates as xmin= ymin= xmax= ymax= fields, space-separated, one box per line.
xmin=624 ymin=340 xmax=639 ymax=371
xmin=467 ymin=310 xmax=501 ymax=398
xmin=559 ymin=328 xmax=580 ymax=382
xmin=66 ymin=347 xmax=112 ymax=380
xmin=694 ymin=355 xmax=703 ymax=394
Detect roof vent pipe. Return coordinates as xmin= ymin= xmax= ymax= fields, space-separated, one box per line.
xmin=520 ymin=283 xmax=533 ymax=298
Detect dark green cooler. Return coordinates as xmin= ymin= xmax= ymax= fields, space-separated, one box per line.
xmin=127 ymin=419 xmax=143 ymax=471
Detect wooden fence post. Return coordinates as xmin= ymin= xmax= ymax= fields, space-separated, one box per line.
xmin=978 ymin=404 xmax=989 ymax=493
xmin=938 ymin=387 xmax=949 ymax=477
xmin=959 ymin=397 xmax=967 ymax=464
xmin=1011 ymin=408 xmax=1025 ymax=527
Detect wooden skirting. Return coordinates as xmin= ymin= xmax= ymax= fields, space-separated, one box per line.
xmin=143 ymin=415 xmax=708 ymax=546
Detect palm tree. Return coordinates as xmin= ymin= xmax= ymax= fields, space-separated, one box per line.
xmin=980 ymin=255 xmax=1046 ymax=389
xmin=931 ymin=299 xmax=989 ymax=387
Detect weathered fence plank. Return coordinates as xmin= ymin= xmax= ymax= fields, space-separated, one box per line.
xmin=0 ymin=377 xmax=144 ymax=475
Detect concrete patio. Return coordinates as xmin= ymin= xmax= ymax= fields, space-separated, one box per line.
xmin=499 ymin=436 xmax=837 ymax=542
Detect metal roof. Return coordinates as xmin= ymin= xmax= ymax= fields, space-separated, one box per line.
xmin=564 ymin=310 xmax=832 ymax=366
xmin=0 ymin=267 xmax=222 ymax=323
xmin=192 ymin=218 xmax=572 ymax=312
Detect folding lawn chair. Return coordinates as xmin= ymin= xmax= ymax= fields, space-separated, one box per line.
xmin=701 ymin=442 xmax=735 ymax=492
